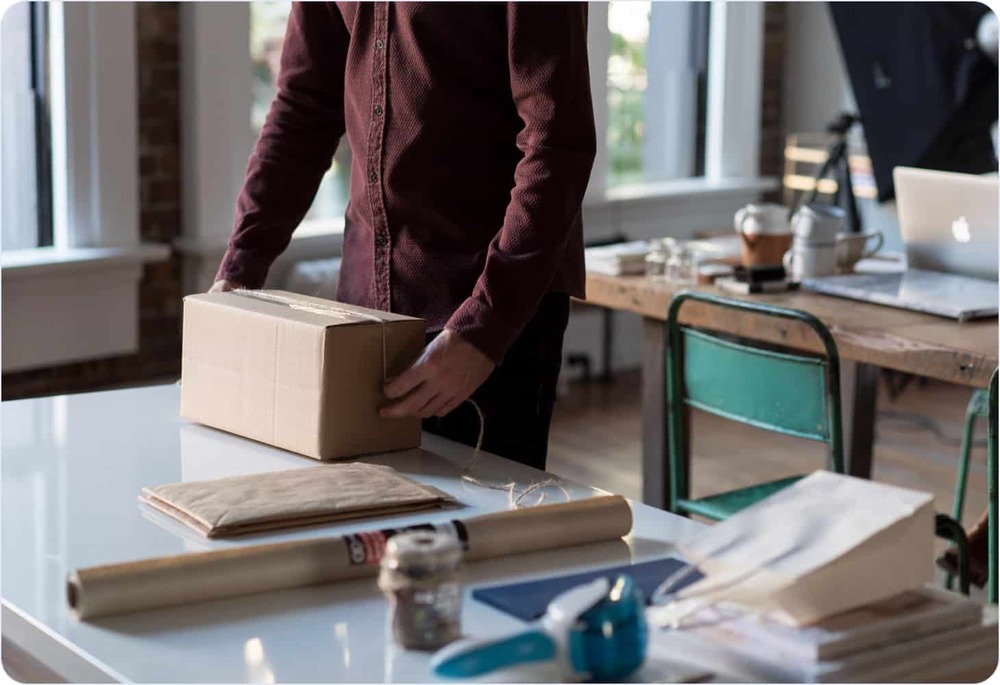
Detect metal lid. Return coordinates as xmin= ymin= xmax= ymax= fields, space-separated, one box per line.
xmin=382 ymin=530 xmax=462 ymax=578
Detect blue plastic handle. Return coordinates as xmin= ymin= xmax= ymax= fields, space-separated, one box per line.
xmin=432 ymin=629 xmax=556 ymax=679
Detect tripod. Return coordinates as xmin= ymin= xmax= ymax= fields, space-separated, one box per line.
xmin=794 ymin=113 xmax=864 ymax=234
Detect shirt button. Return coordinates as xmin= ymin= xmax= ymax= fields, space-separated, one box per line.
xmin=368 ymin=171 xmax=377 ymax=183
xmin=375 ymin=39 xmax=385 ymax=50
xmin=376 ymin=234 xmax=388 ymax=247
xmin=374 ymin=105 xmax=383 ymax=116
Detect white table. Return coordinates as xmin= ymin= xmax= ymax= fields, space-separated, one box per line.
xmin=1 ymin=385 xmax=706 ymax=683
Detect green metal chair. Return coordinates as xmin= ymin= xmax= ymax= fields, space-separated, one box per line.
xmin=945 ymin=385 xmax=988 ymax=594
xmin=945 ymin=368 xmax=998 ymax=601
xmin=989 ymin=368 xmax=997 ymax=603
xmin=950 ymin=387 xmax=990 ymax=541
xmin=664 ymin=292 xmax=845 ymax=520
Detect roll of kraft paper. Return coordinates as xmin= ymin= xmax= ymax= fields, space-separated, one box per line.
xmin=68 ymin=495 xmax=632 ymax=620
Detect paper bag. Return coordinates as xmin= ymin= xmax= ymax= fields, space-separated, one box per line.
xmin=676 ymin=471 xmax=935 ymax=626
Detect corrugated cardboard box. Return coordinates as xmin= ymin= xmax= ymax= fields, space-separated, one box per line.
xmin=181 ymin=290 xmax=425 ymax=460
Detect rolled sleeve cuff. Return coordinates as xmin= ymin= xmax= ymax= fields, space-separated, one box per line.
xmin=445 ymin=296 xmax=520 ymax=365
xmin=215 ymin=247 xmax=273 ymax=290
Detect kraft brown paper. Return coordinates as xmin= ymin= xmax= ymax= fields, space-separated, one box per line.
xmin=139 ymin=463 xmax=456 ymax=538
xmin=67 ymin=495 xmax=632 ymax=620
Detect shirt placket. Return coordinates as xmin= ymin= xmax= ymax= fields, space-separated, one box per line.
xmin=366 ymin=2 xmax=392 ymax=311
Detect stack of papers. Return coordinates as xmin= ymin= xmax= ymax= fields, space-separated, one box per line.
xmin=584 ymin=241 xmax=651 ymax=276
xmin=649 ymin=586 xmax=997 ymax=682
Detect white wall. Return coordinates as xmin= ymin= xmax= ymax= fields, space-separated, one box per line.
xmin=782 ymin=2 xmax=855 ymax=135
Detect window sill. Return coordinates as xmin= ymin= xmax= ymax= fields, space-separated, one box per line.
xmin=584 ymin=175 xmax=779 ymax=209
xmin=1 ymin=244 xmax=171 ymax=281
xmin=174 ymin=218 xmax=345 ymax=258
xmin=581 ymin=175 xmax=778 ymax=243
xmin=175 ymin=221 xmax=344 ymax=294
xmin=173 ymin=176 xmax=775 ymax=291
xmin=2 ymin=244 xmax=170 ymax=373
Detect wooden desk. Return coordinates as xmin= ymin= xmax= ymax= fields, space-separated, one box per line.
xmin=584 ymin=272 xmax=999 ymax=508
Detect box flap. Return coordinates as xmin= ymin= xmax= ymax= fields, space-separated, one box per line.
xmin=184 ymin=290 xmax=422 ymax=329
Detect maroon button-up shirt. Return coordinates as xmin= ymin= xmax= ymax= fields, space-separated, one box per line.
xmin=217 ymin=2 xmax=596 ymax=362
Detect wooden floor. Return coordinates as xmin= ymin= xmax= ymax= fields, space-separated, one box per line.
xmin=548 ymin=370 xmax=989 ymax=555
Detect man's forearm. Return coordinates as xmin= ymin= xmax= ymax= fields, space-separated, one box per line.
xmin=445 ymin=3 xmax=596 ymax=363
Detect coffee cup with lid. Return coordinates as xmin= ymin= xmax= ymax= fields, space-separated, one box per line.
xmin=734 ymin=203 xmax=792 ymax=267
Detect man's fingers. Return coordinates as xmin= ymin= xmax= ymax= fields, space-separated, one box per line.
xmin=384 ymin=361 xmax=428 ymax=399
xmin=380 ymin=383 xmax=439 ymax=419
xmin=423 ymin=393 xmax=458 ymax=419
xmin=437 ymin=395 xmax=466 ymax=417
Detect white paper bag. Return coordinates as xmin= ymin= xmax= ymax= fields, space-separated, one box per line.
xmin=675 ymin=471 xmax=935 ymax=626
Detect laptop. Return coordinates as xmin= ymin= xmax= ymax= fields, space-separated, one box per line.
xmin=803 ymin=168 xmax=999 ymax=321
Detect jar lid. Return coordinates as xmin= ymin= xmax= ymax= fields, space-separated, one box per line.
xmin=382 ymin=530 xmax=463 ymax=578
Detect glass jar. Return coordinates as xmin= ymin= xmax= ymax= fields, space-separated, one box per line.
xmin=665 ymin=242 xmax=698 ymax=284
xmin=378 ymin=530 xmax=463 ymax=651
xmin=644 ymin=238 xmax=673 ymax=278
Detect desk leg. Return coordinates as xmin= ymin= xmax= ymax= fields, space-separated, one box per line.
xmin=642 ymin=317 xmax=671 ymax=509
xmin=842 ymin=361 xmax=878 ymax=479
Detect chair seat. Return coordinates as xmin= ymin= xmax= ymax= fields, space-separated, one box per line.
xmin=677 ymin=475 xmax=805 ymax=521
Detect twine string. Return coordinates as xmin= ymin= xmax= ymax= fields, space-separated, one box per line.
xmin=461 ymin=399 xmax=570 ymax=509
xmin=649 ymin=536 xmax=805 ymax=630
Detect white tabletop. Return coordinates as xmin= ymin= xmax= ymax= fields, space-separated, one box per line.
xmin=1 ymin=385 xmax=705 ymax=683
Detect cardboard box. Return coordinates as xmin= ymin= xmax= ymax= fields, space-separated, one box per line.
xmin=181 ymin=290 xmax=425 ymax=460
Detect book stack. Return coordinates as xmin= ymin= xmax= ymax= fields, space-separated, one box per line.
xmin=584 ymin=241 xmax=651 ymax=276
xmin=649 ymin=586 xmax=998 ymax=682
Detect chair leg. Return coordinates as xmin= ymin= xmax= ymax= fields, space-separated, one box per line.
xmin=936 ymin=514 xmax=971 ymax=596
xmin=953 ymin=396 xmax=981 ymax=524
xmin=947 ymin=390 xmax=985 ymax=590
xmin=988 ymin=399 xmax=997 ymax=604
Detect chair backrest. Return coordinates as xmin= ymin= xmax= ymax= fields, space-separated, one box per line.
xmin=665 ymin=291 xmax=844 ymax=486
xmin=988 ymin=367 xmax=998 ymax=604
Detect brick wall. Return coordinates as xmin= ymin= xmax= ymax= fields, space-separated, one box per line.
xmin=760 ymin=2 xmax=787 ymax=198
xmin=2 ymin=4 xmax=183 ymax=400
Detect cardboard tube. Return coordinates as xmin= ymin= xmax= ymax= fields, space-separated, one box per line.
xmin=68 ymin=495 xmax=632 ymax=620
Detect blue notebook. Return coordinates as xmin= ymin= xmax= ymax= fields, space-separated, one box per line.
xmin=471 ymin=557 xmax=701 ymax=622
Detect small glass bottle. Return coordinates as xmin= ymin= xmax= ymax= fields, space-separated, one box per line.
xmin=666 ymin=242 xmax=697 ymax=284
xmin=378 ymin=530 xmax=463 ymax=651
xmin=645 ymin=238 xmax=673 ymax=278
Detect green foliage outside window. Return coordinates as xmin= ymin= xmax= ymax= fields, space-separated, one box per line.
xmin=607 ymin=2 xmax=650 ymax=187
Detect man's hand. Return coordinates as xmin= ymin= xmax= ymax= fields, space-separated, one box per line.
xmin=380 ymin=329 xmax=495 ymax=419
xmin=209 ymin=279 xmax=244 ymax=293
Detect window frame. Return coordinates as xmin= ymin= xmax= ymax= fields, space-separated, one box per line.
xmin=175 ymin=1 xmax=775 ymax=292
xmin=1 ymin=2 xmax=169 ymax=373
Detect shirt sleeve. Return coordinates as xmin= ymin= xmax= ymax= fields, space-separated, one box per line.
xmin=444 ymin=2 xmax=596 ymax=364
xmin=216 ymin=3 xmax=349 ymax=288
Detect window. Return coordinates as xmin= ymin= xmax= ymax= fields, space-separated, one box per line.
xmin=1 ymin=2 xmax=52 ymax=250
xmin=605 ymin=1 xmax=710 ymax=188
xmin=250 ymin=2 xmax=351 ymax=232
xmin=245 ymin=1 xmax=712 ymax=212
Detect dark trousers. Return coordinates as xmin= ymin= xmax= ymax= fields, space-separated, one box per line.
xmin=423 ymin=293 xmax=570 ymax=471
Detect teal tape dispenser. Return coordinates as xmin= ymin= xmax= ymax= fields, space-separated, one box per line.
xmin=431 ymin=575 xmax=647 ymax=682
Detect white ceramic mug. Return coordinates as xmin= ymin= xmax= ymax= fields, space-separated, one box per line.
xmin=836 ymin=231 xmax=885 ymax=273
xmin=734 ymin=203 xmax=792 ymax=266
xmin=783 ymin=243 xmax=839 ymax=281
xmin=790 ymin=203 xmax=846 ymax=246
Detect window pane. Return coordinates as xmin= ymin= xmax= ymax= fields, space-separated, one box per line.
xmin=606 ymin=1 xmax=709 ymax=187
xmin=250 ymin=2 xmax=349 ymax=230
xmin=607 ymin=1 xmax=649 ymax=187
xmin=1 ymin=2 xmax=45 ymax=249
